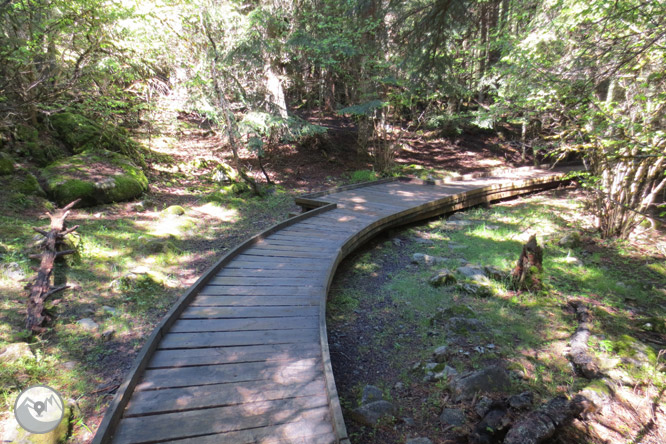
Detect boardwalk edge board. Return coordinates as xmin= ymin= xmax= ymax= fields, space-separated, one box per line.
xmin=94 ymin=168 xmax=572 ymax=444
xmin=92 ymin=203 xmax=337 ymax=444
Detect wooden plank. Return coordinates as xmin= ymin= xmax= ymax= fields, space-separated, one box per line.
xmin=125 ymin=377 xmax=327 ymax=416
xmin=112 ymin=395 xmax=330 ymax=443
xmin=224 ymin=260 xmax=329 ymax=271
xmin=325 ymin=195 xmax=409 ymax=211
xmin=208 ymin=276 xmax=326 ymax=287
xmin=190 ymin=295 xmax=319 ymax=307
xmin=159 ymin=328 xmax=319 ymax=349
xmin=181 ymin=305 xmax=319 ymax=319
xmin=169 ymin=317 xmax=319 ymax=333
xmin=199 ymin=285 xmax=322 ymax=296
xmin=161 ymin=426 xmax=335 ymax=444
xmin=276 ymin=228 xmax=348 ymax=238
xmin=335 ymin=190 xmax=417 ymax=207
xmin=137 ymin=358 xmax=322 ymax=390
xmin=235 ymin=253 xmax=333 ymax=262
xmin=265 ymin=234 xmax=344 ymax=245
xmin=148 ymin=343 xmax=321 ymax=368
xmin=216 ymin=268 xmax=323 ymax=278
xmin=242 ymin=249 xmax=333 ymax=259
xmin=251 ymin=241 xmax=338 ymax=252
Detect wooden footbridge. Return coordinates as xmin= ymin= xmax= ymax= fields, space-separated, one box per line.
xmin=93 ymin=167 xmax=572 ymax=444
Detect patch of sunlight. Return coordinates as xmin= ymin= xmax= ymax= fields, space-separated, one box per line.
xmin=149 ymin=215 xmax=196 ymax=238
xmin=192 ymin=202 xmax=239 ymax=222
xmin=477 ymin=158 xmax=504 ymax=167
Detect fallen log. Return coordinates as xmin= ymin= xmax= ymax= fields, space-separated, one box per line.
xmin=503 ymin=395 xmax=588 ymax=444
xmin=25 ymin=200 xmax=80 ymax=333
xmin=567 ymin=300 xmax=601 ymax=379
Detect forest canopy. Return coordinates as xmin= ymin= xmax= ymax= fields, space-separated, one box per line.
xmin=1 ymin=0 xmax=664 ymax=238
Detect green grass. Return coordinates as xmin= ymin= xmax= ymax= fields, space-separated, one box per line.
xmin=328 ymin=190 xmax=666 ymax=411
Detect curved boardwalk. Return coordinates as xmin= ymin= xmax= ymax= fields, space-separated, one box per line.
xmin=94 ymin=168 xmax=571 ymax=444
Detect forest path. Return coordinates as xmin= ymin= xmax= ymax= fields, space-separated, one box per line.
xmin=93 ymin=167 xmax=571 ymax=444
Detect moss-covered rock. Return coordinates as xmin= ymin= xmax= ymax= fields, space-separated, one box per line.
xmin=0 ymin=167 xmax=46 ymax=197
xmin=43 ymin=150 xmax=148 ymax=207
xmin=163 ymin=205 xmax=186 ymax=216
xmin=0 ymin=152 xmax=15 ymax=175
xmin=49 ymin=113 xmax=143 ymax=163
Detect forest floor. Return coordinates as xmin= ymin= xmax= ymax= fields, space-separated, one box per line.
xmin=0 ymin=109 xmax=663 ymax=443
xmin=328 ymin=188 xmax=666 ymax=444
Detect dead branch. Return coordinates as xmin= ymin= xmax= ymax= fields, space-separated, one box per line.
xmin=26 ymin=199 xmax=80 ymax=333
xmin=567 ymin=300 xmax=601 ymax=379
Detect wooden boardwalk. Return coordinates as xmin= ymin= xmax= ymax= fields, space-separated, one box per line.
xmin=93 ymin=168 xmax=571 ymax=444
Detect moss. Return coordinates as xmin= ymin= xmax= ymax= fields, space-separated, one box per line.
xmin=49 ymin=112 xmax=144 ymax=163
xmin=163 ymin=205 xmax=186 ymax=216
xmin=3 ymin=168 xmax=46 ymax=197
xmin=13 ymin=405 xmax=71 ymax=443
xmin=43 ymin=150 xmax=148 ymax=207
xmin=15 ymin=124 xmax=38 ymax=142
xmin=0 ymin=152 xmax=15 ymax=175
xmin=614 ymin=334 xmax=657 ymax=365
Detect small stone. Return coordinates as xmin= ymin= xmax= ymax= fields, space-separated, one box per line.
xmin=411 ymin=361 xmax=422 ymax=371
xmin=102 ymin=328 xmax=115 ymax=341
xmin=486 ymin=344 xmax=495 ymax=349
xmin=439 ymin=408 xmax=466 ymax=427
xmin=133 ymin=201 xmax=146 ymax=212
xmin=351 ymin=400 xmax=396 ymax=426
xmin=558 ymin=232 xmax=581 ymax=248
xmin=0 ymin=343 xmax=34 ymax=363
xmin=433 ymin=345 xmax=449 ymax=363
xmin=361 ymin=385 xmax=384 ymax=405
xmin=412 ymin=253 xmax=447 ymax=266
xmin=423 ymin=372 xmax=437 ymax=383
xmin=434 ymin=366 xmax=458 ymax=381
xmin=77 ymin=318 xmax=99 ymax=331
xmin=401 ymin=417 xmax=416 ymax=427
xmin=475 ymin=396 xmax=493 ymax=417
xmin=429 ymin=270 xmax=457 ymax=287
xmin=424 ymin=362 xmax=440 ymax=371
xmin=63 ymin=361 xmax=77 ymax=370
xmin=406 ymin=438 xmax=432 ymax=444
xmin=508 ymin=391 xmax=533 ymax=410
xmin=483 ymin=266 xmax=506 ymax=281
xmin=414 ymin=237 xmax=434 ymax=245
xmin=163 ymin=205 xmax=186 ymax=216
xmin=393 ymin=238 xmax=403 ymax=246
xmin=394 ymin=382 xmax=404 ymax=390
xmin=102 ymin=306 xmax=118 ymax=315
xmin=457 ymin=265 xmax=486 ymax=279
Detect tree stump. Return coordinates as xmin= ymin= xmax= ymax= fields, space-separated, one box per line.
xmin=25 ymin=200 xmax=79 ymax=333
xmin=512 ymin=234 xmax=543 ymax=291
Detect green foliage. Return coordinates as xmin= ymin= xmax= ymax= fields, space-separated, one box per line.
xmin=338 ymin=100 xmax=388 ymax=118
xmin=348 ymin=170 xmax=378 ymax=183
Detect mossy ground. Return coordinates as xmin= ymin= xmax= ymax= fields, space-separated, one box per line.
xmin=328 ymin=187 xmax=666 ymax=444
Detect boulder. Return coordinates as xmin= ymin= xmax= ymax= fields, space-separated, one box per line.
xmin=0 ymin=152 xmax=15 ymax=175
xmin=0 ymin=406 xmax=71 ymax=444
xmin=361 ymin=385 xmax=384 ymax=405
xmin=351 ymin=400 xmax=397 ymax=426
xmin=163 ymin=205 xmax=186 ymax=216
xmin=508 ymin=391 xmax=534 ymax=410
xmin=50 ymin=112 xmax=141 ymax=159
xmin=43 ymin=150 xmax=148 ymax=207
xmin=451 ymin=365 xmax=512 ymax=401
xmin=0 ymin=343 xmax=34 ymax=363
xmin=1 ymin=167 xmax=46 ymax=197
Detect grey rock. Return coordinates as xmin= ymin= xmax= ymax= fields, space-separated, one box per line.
xmin=429 ymin=269 xmax=457 ymax=287
xmin=62 ymin=361 xmax=77 ymax=370
xmin=351 ymin=400 xmax=397 ymax=426
xmin=423 ymin=372 xmax=437 ymax=383
xmin=457 ymin=265 xmax=486 ymax=279
xmin=361 ymin=385 xmax=384 ymax=404
xmin=102 ymin=328 xmax=116 ymax=341
xmin=394 ymin=382 xmax=405 ymax=390
xmin=558 ymin=232 xmax=581 ymax=248
xmin=433 ymin=345 xmax=449 ymax=363
xmin=77 ymin=318 xmax=99 ymax=331
xmin=474 ymin=396 xmax=493 ymax=417
xmin=412 ymin=253 xmax=447 ymax=266
xmin=458 ymin=282 xmax=494 ymax=297
xmin=401 ymin=417 xmax=416 ymax=427
xmin=411 ymin=361 xmax=422 ymax=371
xmin=102 ymin=305 xmax=118 ymax=315
xmin=405 ymin=438 xmax=432 ymax=444
xmin=508 ymin=392 xmax=534 ymax=410
xmin=439 ymin=408 xmax=466 ymax=427
xmin=483 ymin=265 xmax=507 ymax=281
xmin=434 ymin=366 xmax=458 ymax=380
xmin=451 ymin=365 xmax=512 ymax=401
xmin=3 ymin=262 xmax=26 ymax=280
xmin=0 ymin=343 xmax=34 ymax=363
xmin=133 ymin=201 xmax=146 ymax=212
xmin=425 ymin=362 xmax=440 ymax=371
xmin=444 ymin=219 xmax=471 ymax=230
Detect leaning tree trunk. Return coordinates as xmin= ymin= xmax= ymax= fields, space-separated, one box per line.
xmin=26 ymin=200 xmax=79 ymax=333
xmin=512 ymin=234 xmax=543 ymax=291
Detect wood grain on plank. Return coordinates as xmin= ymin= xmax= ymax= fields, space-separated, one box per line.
xmin=169 ymin=316 xmax=319 ymax=333
xmin=148 ymin=343 xmax=321 ymax=368
xmin=159 ymin=328 xmax=319 ymax=349
xmin=190 ymin=295 xmax=319 ymax=307
xmin=181 ymin=305 xmax=319 ymax=319
xmin=137 ymin=358 xmax=322 ymax=390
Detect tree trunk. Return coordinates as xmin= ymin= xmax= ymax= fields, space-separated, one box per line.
xmin=511 ymin=234 xmax=543 ymax=291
